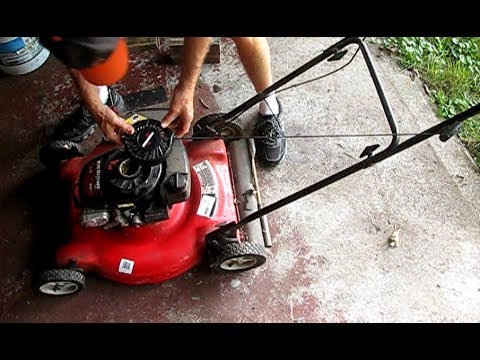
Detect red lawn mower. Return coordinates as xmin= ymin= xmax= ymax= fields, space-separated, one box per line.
xmin=36 ymin=37 xmax=480 ymax=296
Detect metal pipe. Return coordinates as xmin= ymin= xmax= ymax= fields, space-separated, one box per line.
xmin=248 ymin=138 xmax=272 ymax=248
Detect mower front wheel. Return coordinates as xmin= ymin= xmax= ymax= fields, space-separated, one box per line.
xmin=210 ymin=241 xmax=267 ymax=272
xmin=37 ymin=269 xmax=86 ymax=296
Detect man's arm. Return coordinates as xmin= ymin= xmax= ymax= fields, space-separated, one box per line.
xmin=161 ymin=37 xmax=212 ymax=137
xmin=69 ymin=69 xmax=134 ymax=144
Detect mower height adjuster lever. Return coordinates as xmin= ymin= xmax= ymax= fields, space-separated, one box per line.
xmin=205 ymin=222 xmax=238 ymax=248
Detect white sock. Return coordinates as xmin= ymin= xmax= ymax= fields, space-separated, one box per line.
xmin=259 ymin=93 xmax=279 ymax=116
xmin=98 ymin=86 xmax=109 ymax=105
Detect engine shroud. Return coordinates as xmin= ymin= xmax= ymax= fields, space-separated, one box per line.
xmin=79 ymin=150 xmax=163 ymax=204
xmin=76 ymin=125 xmax=190 ymax=228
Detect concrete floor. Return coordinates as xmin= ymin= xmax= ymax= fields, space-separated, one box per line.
xmin=0 ymin=37 xmax=479 ymax=323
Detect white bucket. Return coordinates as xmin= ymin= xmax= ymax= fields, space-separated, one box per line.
xmin=0 ymin=37 xmax=50 ymax=75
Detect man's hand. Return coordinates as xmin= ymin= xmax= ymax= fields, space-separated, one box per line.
xmin=161 ymin=85 xmax=195 ymax=137
xmin=161 ymin=37 xmax=212 ymax=138
xmin=91 ymin=104 xmax=134 ymax=144
xmin=68 ymin=69 xmax=134 ymax=144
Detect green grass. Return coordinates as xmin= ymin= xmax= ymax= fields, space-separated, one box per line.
xmin=378 ymin=37 xmax=480 ymax=167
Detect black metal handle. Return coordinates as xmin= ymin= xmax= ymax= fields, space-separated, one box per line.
xmin=353 ymin=38 xmax=399 ymax=150
xmin=219 ymin=37 xmax=399 ymax=151
xmin=209 ymin=37 xmax=480 ymax=237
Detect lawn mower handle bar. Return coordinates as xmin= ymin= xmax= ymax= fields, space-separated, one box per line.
xmin=222 ymin=37 xmax=400 ymax=151
xmin=213 ymin=37 xmax=480 ymax=237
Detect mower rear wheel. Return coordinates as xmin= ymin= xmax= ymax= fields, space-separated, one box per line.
xmin=211 ymin=241 xmax=267 ymax=272
xmin=193 ymin=113 xmax=244 ymax=141
xmin=37 ymin=269 xmax=86 ymax=296
xmin=218 ymin=122 xmax=243 ymax=139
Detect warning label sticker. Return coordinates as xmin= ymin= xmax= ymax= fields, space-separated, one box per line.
xmin=125 ymin=113 xmax=147 ymax=125
xmin=197 ymin=194 xmax=217 ymax=218
xmin=193 ymin=160 xmax=218 ymax=218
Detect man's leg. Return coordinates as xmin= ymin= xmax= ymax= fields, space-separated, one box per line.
xmin=231 ymin=37 xmax=286 ymax=167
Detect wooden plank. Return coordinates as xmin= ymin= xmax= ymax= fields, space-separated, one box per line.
xmin=126 ymin=37 xmax=157 ymax=52
xmin=126 ymin=37 xmax=221 ymax=64
xmin=167 ymin=37 xmax=221 ymax=64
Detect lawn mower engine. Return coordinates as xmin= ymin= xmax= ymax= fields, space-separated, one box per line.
xmin=77 ymin=120 xmax=190 ymax=229
xmin=38 ymin=117 xmax=268 ymax=295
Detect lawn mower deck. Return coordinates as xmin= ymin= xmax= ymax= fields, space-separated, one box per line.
xmin=37 ymin=106 xmax=268 ymax=296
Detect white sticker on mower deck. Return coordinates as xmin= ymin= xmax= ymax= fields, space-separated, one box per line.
xmin=118 ymin=258 xmax=135 ymax=274
xmin=197 ymin=194 xmax=216 ymax=218
xmin=193 ymin=160 xmax=218 ymax=217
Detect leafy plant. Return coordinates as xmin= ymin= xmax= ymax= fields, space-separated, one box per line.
xmin=378 ymin=37 xmax=480 ymax=166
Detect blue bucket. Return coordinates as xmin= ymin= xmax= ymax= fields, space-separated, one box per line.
xmin=0 ymin=37 xmax=50 ymax=75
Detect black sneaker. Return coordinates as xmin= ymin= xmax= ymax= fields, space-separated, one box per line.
xmin=51 ymin=88 xmax=125 ymax=142
xmin=254 ymin=98 xmax=286 ymax=167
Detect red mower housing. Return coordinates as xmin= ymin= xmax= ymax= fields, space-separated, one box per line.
xmin=56 ymin=139 xmax=237 ymax=285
